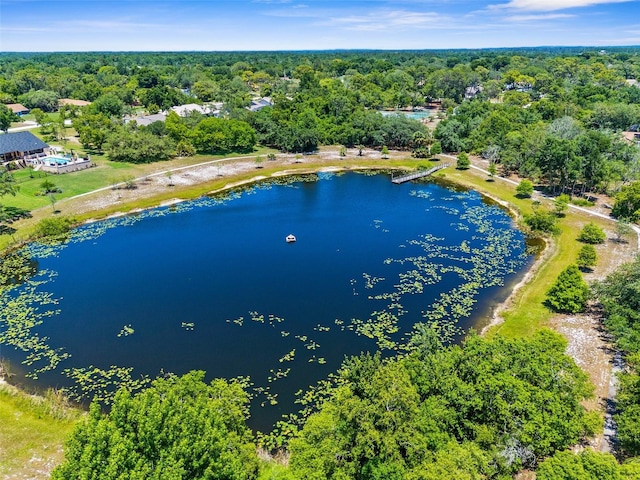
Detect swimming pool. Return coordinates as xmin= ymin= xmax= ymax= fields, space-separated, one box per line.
xmin=379 ymin=110 xmax=431 ymax=120
xmin=45 ymin=156 xmax=71 ymax=165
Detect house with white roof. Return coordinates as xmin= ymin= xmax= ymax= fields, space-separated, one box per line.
xmin=171 ymin=104 xmax=216 ymax=117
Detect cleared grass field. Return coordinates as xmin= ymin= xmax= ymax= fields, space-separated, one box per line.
xmin=0 ymin=382 xmax=82 ymax=479
xmin=2 ymin=148 xmax=276 ymax=211
xmin=443 ymin=164 xmax=622 ymax=337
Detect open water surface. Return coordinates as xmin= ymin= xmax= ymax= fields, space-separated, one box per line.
xmin=1 ymin=172 xmax=532 ymax=431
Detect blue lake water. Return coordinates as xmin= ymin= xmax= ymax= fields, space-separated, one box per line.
xmin=1 ymin=172 xmax=531 ymax=431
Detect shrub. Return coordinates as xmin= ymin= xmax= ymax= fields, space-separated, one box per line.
xmin=546 ymin=264 xmax=590 ymax=313
xmin=456 ymin=152 xmax=470 ymax=169
xmin=524 ymin=209 xmax=559 ymax=234
xmin=515 ymin=179 xmax=534 ymax=198
xmin=571 ymin=197 xmax=595 ymax=207
xmin=412 ymin=146 xmax=429 ymax=158
xmin=553 ymin=193 xmax=570 ymax=216
xmin=578 ymin=222 xmax=606 ymax=244
xmin=577 ymin=244 xmax=597 ymax=270
xmin=612 ymin=180 xmax=640 ymax=222
xmin=34 ymin=216 xmax=74 ymax=239
xmin=537 ymin=451 xmax=622 ymax=480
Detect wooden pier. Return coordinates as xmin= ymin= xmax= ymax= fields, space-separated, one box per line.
xmin=391 ymin=163 xmax=450 ymax=184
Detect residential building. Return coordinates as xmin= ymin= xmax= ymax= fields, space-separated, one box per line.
xmin=0 ymin=131 xmax=50 ymax=165
xmin=5 ymin=103 xmax=30 ymax=116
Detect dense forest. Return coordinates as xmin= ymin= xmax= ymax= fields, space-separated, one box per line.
xmin=1 ymin=49 xmax=640 ymax=211
xmin=2 ymin=49 xmax=640 ymax=478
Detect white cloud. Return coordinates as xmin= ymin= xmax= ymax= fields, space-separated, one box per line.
xmin=327 ymin=9 xmax=445 ymax=31
xmin=505 ymin=13 xmax=575 ymax=20
xmin=491 ymin=0 xmax=633 ymax=11
xmin=3 ymin=18 xmax=170 ymax=35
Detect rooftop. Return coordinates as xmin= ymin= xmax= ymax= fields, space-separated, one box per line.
xmin=59 ymin=98 xmax=92 ymax=107
xmin=5 ymin=103 xmax=29 ymax=114
xmin=0 ymin=131 xmax=49 ymax=156
xmin=124 ymin=112 xmax=167 ymax=126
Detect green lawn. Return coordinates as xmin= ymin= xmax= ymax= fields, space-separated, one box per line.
xmin=443 ymin=165 xmax=616 ymax=337
xmin=3 ymin=148 xmax=276 ymax=211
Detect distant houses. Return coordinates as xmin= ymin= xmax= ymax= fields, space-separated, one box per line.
xmin=0 ymin=131 xmax=50 ymax=166
xmin=59 ymin=98 xmax=92 ymax=108
xmin=248 ymin=97 xmax=273 ymax=112
xmin=5 ymin=103 xmax=30 ymax=116
xmin=170 ymin=103 xmax=220 ymax=117
xmin=124 ymin=112 xmax=167 ymax=126
xmin=124 ymin=103 xmax=224 ymax=126
xmin=465 ymin=85 xmax=483 ymax=100
xmin=622 ymin=130 xmax=640 ymax=147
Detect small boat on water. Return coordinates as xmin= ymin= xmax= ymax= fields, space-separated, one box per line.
xmin=285 ymin=234 xmax=296 ymax=243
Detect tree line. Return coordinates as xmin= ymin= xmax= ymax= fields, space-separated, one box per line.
xmin=53 ymin=330 xmax=620 ymax=479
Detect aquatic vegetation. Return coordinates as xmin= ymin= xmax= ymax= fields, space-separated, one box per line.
xmin=2 ymin=174 xmax=529 ymax=431
xmin=362 ymin=272 xmax=385 ymax=289
xmin=62 ymin=365 xmax=150 ymax=405
xmin=0 ymin=251 xmax=38 ymax=289
xmin=350 ymin=310 xmax=400 ymax=350
xmin=304 ymin=340 xmax=320 ymax=351
xmin=279 ymin=349 xmax=296 ymax=363
xmin=267 ymin=368 xmax=290 ymax=383
xmin=0 ymin=272 xmax=68 ymax=378
xmin=227 ymin=316 xmax=244 ymax=326
xmin=117 ymin=325 xmax=135 ymax=337
xmin=268 ymin=314 xmax=285 ymax=326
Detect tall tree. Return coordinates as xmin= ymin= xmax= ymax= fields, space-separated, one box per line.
xmin=0 ymin=104 xmax=18 ymax=132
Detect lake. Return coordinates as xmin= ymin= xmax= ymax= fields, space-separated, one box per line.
xmin=0 ymin=172 xmax=531 ymax=431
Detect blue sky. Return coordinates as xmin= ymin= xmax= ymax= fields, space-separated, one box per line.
xmin=1 ymin=0 xmax=639 ymax=51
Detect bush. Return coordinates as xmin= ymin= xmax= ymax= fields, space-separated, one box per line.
xmin=612 ymin=181 xmax=640 ymax=222
xmin=577 ymin=244 xmax=597 ymax=270
xmin=546 ymin=264 xmax=590 ymax=313
xmin=456 ymin=152 xmax=470 ymax=169
xmin=554 ymin=193 xmax=570 ymax=216
xmin=537 ymin=450 xmax=622 ymax=480
xmin=578 ymin=222 xmax=606 ymax=244
xmin=34 ymin=216 xmax=74 ymax=239
xmin=524 ymin=209 xmax=559 ymax=234
xmin=571 ymin=197 xmax=595 ymax=207
xmin=515 ymin=179 xmax=534 ymax=198
xmin=412 ymin=146 xmax=429 ymax=158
